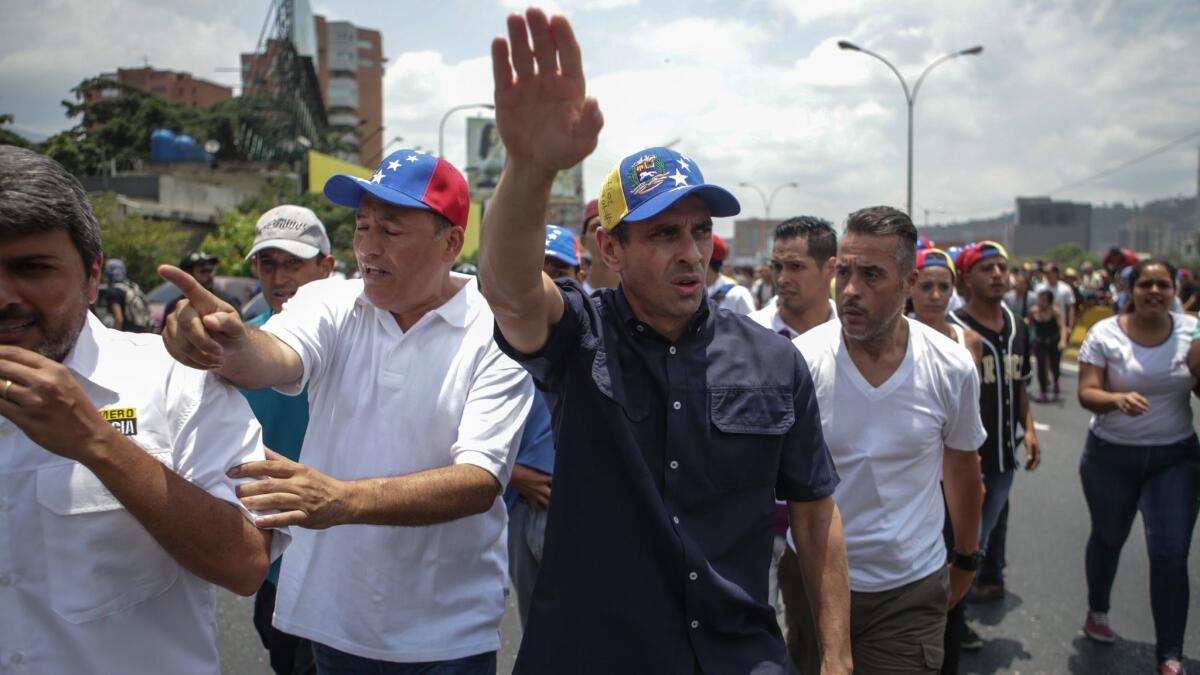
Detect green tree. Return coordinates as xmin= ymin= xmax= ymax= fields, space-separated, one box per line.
xmin=91 ymin=193 xmax=190 ymax=290
xmin=200 ymin=209 xmax=259 ymax=278
xmin=1043 ymin=242 xmax=1098 ymax=271
xmin=0 ymin=114 xmax=33 ymax=149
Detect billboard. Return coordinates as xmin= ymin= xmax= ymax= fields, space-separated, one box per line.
xmin=465 ymin=117 xmax=582 ymax=205
xmin=291 ymin=0 xmax=318 ymax=59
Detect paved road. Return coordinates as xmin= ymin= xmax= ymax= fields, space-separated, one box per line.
xmin=217 ymin=363 xmax=1199 ymax=674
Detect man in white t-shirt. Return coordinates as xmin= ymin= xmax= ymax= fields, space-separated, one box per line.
xmin=789 ymin=206 xmax=986 ymax=674
xmin=706 ymin=234 xmax=755 ymax=314
xmin=159 ymin=148 xmax=534 ymax=673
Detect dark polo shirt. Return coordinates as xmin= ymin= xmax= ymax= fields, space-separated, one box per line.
xmin=497 ymin=279 xmax=837 ymax=675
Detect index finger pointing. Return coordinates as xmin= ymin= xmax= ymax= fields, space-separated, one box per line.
xmin=158 ymin=264 xmax=224 ymax=316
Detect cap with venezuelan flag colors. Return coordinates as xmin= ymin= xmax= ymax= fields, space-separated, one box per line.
xmin=323 ymin=149 xmax=470 ymax=229
xmin=597 ymin=147 xmax=740 ymax=231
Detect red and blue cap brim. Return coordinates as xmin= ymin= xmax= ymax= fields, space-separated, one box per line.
xmin=323 ymin=150 xmax=469 ymax=229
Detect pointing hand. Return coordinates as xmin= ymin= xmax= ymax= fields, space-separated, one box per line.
xmin=158 ymin=264 xmax=246 ymax=370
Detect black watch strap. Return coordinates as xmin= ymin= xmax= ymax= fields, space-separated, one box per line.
xmin=952 ymin=549 xmax=985 ymax=571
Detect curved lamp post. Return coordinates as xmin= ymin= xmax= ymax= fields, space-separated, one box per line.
xmin=837 ymin=41 xmax=983 ymax=217
xmin=438 ymin=103 xmax=496 ymax=158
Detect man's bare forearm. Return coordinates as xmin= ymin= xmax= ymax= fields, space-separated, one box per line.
xmin=86 ymin=428 xmax=272 ymax=596
xmin=216 ymin=326 xmax=303 ymax=390
xmin=341 ymin=464 xmax=503 ymax=526
xmin=942 ymin=450 xmax=983 ymax=553
xmin=479 ymin=160 xmax=557 ymax=322
xmin=789 ymin=498 xmax=853 ymax=674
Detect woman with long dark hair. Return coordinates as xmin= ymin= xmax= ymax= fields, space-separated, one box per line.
xmin=1028 ymin=289 xmax=1068 ymax=402
xmin=1077 ymin=258 xmax=1199 ymax=675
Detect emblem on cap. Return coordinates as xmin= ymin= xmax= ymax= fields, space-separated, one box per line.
xmin=627 ymin=154 xmax=669 ymax=195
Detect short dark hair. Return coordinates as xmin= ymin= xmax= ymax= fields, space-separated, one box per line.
xmin=0 ymin=145 xmax=102 ymax=271
xmin=773 ymin=216 xmax=837 ymax=264
xmin=843 ymin=206 xmax=917 ymax=271
xmin=1125 ymin=258 xmax=1177 ymax=313
xmin=431 ymin=212 xmax=454 ymax=238
xmin=608 ymin=222 xmax=629 ymax=244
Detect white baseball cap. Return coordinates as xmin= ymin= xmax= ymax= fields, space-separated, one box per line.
xmin=245 ymin=205 xmax=331 ymax=261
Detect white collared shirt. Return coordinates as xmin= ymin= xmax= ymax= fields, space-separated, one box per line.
xmin=748 ymin=298 xmax=837 ymax=339
xmin=790 ymin=317 xmax=986 ymax=592
xmin=0 ymin=313 xmax=285 ymax=675
xmin=262 ymin=275 xmax=534 ymax=662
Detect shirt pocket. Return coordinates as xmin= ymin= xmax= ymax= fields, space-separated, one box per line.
xmin=708 ymin=387 xmax=793 ymax=491
xmin=35 ymin=451 xmax=180 ymax=624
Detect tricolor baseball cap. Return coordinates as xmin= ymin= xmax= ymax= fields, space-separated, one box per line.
xmin=597 ymin=147 xmax=739 ymax=231
xmin=916 ymin=247 xmax=956 ymax=280
xmin=323 ymin=149 xmax=470 ymax=229
xmin=246 ymin=205 xmax=331 ymax=261
xmin=544 ymin=225 xmax=579 ymax=267
xmin=957 ymin=240 xmax=1009 ymax=274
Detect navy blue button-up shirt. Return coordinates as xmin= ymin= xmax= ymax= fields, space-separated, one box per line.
xmin=497 ymin=280 xmax=838 ymax=675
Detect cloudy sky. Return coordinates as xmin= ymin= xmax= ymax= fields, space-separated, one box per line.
xmin=3 ymin=0 xmax=1198 ymax=230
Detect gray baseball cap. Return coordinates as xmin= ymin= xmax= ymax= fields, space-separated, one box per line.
xmin=245 ymin=205 xmax=331 ymax=261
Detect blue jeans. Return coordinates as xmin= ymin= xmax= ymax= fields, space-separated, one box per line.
xmin=507 ymin=498 xmax=549 ymax=628
xmin=976 ymin=470 xmax=1014 ymax=586
xmin=1080 ymin=432 xmax=1200 ymax=662
xmin=311 ymin=643 xmax=497 ymax=675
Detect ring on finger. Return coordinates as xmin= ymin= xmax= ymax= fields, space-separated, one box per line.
xmin=1 ymin=379 xmax=11 ymax=401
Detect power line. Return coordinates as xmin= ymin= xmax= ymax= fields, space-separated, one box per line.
xmin=1047 ymin=128 xmax=1200 ymax=196
xmin=927 ymin=128 xmax=1200 ymax=222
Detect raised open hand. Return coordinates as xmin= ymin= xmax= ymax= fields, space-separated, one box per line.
xmin=158 ymin=264 xmax=246 ymax=370
xmin=491 ymin=8 xmax=603 ymax=176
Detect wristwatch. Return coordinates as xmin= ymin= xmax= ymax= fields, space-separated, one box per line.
xmin=951 ymin=549 xmax=985 ymax=571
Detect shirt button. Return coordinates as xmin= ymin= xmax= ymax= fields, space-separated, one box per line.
xmin=672 ymin=401 xmax=681 ymax=410
xmin=688 ymin=571 xmax=698 ymax=581
xmin=672 ymin=516 xmax=680 ymax=525
xmin=372 ymin=593 xmax=384 ymax=603
xmin=0 ymin=574 xmax=10 ymax=587
xmin=669 ymin=346 xmax=677 ymax=355
xmin=636 ymin=325 xmax=645 ymax=333
xmin=690 ymin=620 xmax=700 ymax=629
xmin=10 ymin=653 xmax=23 ymax=664
xmin=669 ymin=460 xmax=679 ymax=470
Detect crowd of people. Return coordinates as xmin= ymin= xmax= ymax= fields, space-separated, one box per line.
xmin=1 ymin=8 xmax=1198 ymax=675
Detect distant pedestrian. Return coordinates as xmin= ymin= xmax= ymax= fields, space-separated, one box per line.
xmin=1081 ymin=259 xmax=1198 ymax=675
xmin=706 ymin=234 xmax=756 ymax=314
xmin=1028 ymin=289 xmax=1068 ymax=403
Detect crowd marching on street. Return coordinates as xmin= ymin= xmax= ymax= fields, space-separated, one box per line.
xmin=1 ymin=7 xmax=1198 ymax=675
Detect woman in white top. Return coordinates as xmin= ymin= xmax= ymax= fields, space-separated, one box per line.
xmin=1077 ymin=258 xmax=1199 ymax=675
xmin=910 ymin=247 xmax=985 ymax=671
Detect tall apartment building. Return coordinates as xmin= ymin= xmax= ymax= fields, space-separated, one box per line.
xmin=241 ymin=16 xmax=384 ymax=167
xmin=90 ymin=67 xmax=232 ymax=108
xmin=315 ymin=16 xmax=385 ymax=167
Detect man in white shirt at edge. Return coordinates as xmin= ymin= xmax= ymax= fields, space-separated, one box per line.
xmin=157 ymin=148 xmax=534 ymax=673
xmin=749 ymin=215 xmax=838 ymax=339
xmin=706 ymin=234 xmax=756 ymax=315
xmin=0 ymin=146 xmax=284 ymax=675
xmin=788 ymin=206 xmax=986 ymax=675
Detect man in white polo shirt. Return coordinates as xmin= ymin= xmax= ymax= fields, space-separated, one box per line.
xmin=0 ymin=145 xmax=284 ymax=675
xmin=789 ymin=206 xmax=986 ymax=674
xmin=158 ymin=148 xmax=534 ymax=673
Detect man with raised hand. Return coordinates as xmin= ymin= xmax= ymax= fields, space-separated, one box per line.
xmin=480 ymin=9 xmax=851 ymax=674
xmin=0 ymin=144 xmax=283 ymax=675
xmin=158 ymin=147 xmax=534 ymax=673
xmin=790 ymin=207 xmax=985 ymax=674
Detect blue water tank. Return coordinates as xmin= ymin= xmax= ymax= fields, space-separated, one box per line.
xmin=150 ymin=128 xmax=175 ymax=162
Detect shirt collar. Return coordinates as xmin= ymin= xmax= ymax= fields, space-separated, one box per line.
xmin=61 ymin=312 xmax=119 ymax=397
xmin=612 ymin=284 xmax=710 ymax=340
xmin=354 ymin=273 xmax=480 ymax=329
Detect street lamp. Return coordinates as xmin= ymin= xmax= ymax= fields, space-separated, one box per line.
xmin=837 ymin=40 xmax=983 ymax=217
xmin=738 ymin=181 xmax=800 ymax=221
xmin=438 ymin=103 xmax=495 ymax=158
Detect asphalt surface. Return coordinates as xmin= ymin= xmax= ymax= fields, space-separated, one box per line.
xmin=217 ymin=362 xmax=1199 ymax=675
